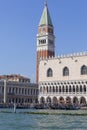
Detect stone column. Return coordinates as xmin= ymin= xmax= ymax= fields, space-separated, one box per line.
xmin=71 ymin=97 xmax=73 ymax=104
xmin=68 ymin=85 xmax=69 ymax=95
xmin=4 ymin=80 xmax=7 ymax=104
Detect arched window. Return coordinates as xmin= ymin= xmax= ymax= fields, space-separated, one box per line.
xmin=69 ymin=85 xmax=71 ymax=92
xmin=53 ymin=86 xmax=55 ymax=92
xmin=84 ymin=85 xmax=86 ymax=92
xmin=49 ymin=86 xmax=51 ymax=92
xmin=56 ymin=86 xmax=58 ymax=92
xmin=63 ymin=67 xmax=69 ymax=76
xmin=62 ymin=86 xmax=64 ymax=92
xmin=76 ymin=85 xmax=79 ymax=92
xmin=66 ymin=86 xmax=68 ymax=93
xmin=47 ymin=86 xmax=48 ymax=93
xmin=73 ymin=86 xmax=75 ymax=92
xmin=59 ymin=86 xmax=61 ymax=93
xmin=81 ymin=65 xmax=87 ymax=75
xmin=47 ymin=68 xmax=53 ymax=77
xmin=80 ymin=85 xmax=82 ymax=92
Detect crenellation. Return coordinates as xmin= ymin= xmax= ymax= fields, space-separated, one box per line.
xmin=39 ymin=51 xmax=87 ymax=61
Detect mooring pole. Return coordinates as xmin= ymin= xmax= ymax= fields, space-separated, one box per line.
xmin=14 ymin=103 xmax=16 ymax=113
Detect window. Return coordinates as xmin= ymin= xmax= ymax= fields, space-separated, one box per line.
xmin=56 ymin=86 xmax=58 ymax=92
xmin=49 ymin=86 xmax=51 ymax=92
xmin=76 ymin=85 xmax=79 ymax=92
xmin=39 ymin=39 xmax=46 ymax=44
xmin=66 ymin=86 xmax=68 ymax=92
xmin=84 ymin=85 xmax=86 ymax=92
xmin=59 ymin=86 xmax=61 ymax=93
xmin=47 ymin=68 xmax=53 ymax=77
xmin=80 ymin=85 xmax=82 ymax=92
xmin=47 ymin=87 xmax=48 ymax=93
xmin=73 ymin=86 xmax=75 ymax=92
xmin=81 ymin=65 xmax=87 ymax=75
xmin=53 ymin=86 xmax=55 ymax=92
xmin=63 ymin=67 xmax=69 ymax=76
xmin=69 ymin=86 xmax=71 ymax=92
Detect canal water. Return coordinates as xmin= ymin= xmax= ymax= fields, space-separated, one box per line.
xmin=0 ymin=109 xmax=87 ymax=130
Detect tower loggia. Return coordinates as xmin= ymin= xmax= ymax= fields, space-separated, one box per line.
xmin=36 ymin=2 xmax=55 ymax=83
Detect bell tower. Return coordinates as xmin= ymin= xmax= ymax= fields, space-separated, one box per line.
xmin=36 ymin=2 xmax=55 ymax=83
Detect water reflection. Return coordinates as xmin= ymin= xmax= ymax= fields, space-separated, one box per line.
xmin=0 ymin=109 xmax=87 ymax=130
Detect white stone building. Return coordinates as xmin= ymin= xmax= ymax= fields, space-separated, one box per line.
xmin=0 ymin=75 xmax=38 ymax=107
xmin=37 ymin=3 xmax=87 ymax=105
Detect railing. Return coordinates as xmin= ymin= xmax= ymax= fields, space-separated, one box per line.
xmin=39 ymin=92 xmax=87 ymax=96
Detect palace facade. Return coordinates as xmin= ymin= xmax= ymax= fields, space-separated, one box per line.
xmin=0 ymin=74 xmax=38 ymax=107
xmin=37 ymin=3 xmax=87 ymax=105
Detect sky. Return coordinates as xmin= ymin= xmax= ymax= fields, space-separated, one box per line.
xmin=0 ymin=0 xmax=87 ymax=82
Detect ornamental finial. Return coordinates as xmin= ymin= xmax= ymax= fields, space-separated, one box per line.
xmin=44 ymin=0 xmax=47 ymax=6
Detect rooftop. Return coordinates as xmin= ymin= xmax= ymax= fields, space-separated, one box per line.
xmin=39 ymin=2 xmax=53 ymax=26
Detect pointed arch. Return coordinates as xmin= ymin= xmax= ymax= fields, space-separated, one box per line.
xmin=69 ymin=85 xmax=72 ymax=92
xmin=76 ymin=85 xmax=79 ymax=92
xmin=46 ymin=86 xmax=48 ymax=93
xmin=80 ymin=97 xmax=86 ymax=104
xmin=59 ymin=97 xmax=64 ymax=103
xmin=40 ymin=97 xmax=45 ymax=104
xmin=73 ymin=97 xmax=78 ymax=104
xmin=47 ymin=68 xmax=53 ymax=77
xmin=56 ymin=86 xmax=58 ymax=92
xmin=84 ymin=85 xmax=86 ymax=93
xmin=81 ymin=65 xmax=87 ymax=75
xmin=53 ymin=97 xmax=58 ymax=104
xmin=80 ymin=85 xmax=82 ymax=92
xmin=62 ymin=86 xmax=65 ymax=92
xmin=59 ymin=86 xmax=61 ymax=93
xmin=66 ymin=97 xmax=71 ymax=103
xmin=46 ymin=97 xmax=51 ymax=103
xmin=53 ymin=86 xmax=55 ymax=92
xmin=73 ymin=85 xmax=75 ymax=92
xmin=63 ymin=67 xmax=69 ymax=76
xmin=66 ymin=86 xmax=68 ymax=93
xmin=49 ymin=86 xmax=51 ymax=92
xmin=43 ymin=86 xmax=46 ymax=94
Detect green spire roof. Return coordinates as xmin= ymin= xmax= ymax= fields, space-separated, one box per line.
xmin=39 ymin=3 xmax=53 ymax=26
